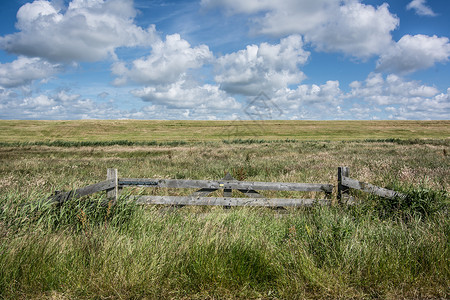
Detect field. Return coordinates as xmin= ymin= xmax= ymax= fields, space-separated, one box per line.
xmin=0 ymin=120 xmax=448 ymax=143
xmin=0 ymin=120 xmax=449 ymax=299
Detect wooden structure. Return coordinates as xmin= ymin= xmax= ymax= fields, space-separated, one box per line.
xmin=49 ymin=167 xmax=405 ymax=207
xmin=111 ymin=170 xmax=333 ymax=207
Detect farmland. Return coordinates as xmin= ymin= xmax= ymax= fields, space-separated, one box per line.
xmin=0 ymin=119 xmax=448 ymax=143
xmin=0 ymin=120 xmax=449 ymax=299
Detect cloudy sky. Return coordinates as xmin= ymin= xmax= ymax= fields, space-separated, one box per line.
xmin=0 ymin=0 xmax=449 ymax=120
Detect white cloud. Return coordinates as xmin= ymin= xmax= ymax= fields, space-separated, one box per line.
xmin=349 ymin=73 xmax=438 ymax=105
xmin=262 ymin=80 xmax=343 ymax=119
xmin=1 ymin=73 xmax=448 ymax=120
xmin=0 ymin=89 xmax=125 ymax=119
xmin=406 ymin=0 xmax=436 ymax=17
xmin=202 ymin=0 xmax=399 ymax=59
xmin=112 ymin=34 xmax=213 ymax=85
xmin=124 ymin=104 xmax=239 ymax=120
xmin=306 ymin=2 xmax=398 ymax=59
xmin=21 ymin=94 xmax=56 ymax=107
xmin=274 ymin=80 xmax=342 ymax=107
xmin=131 ymin=79 xmax=241 ymax=110
xmin=111 ymin=33 xmax=225 ymax=114
xmin=348 ymin=105 xmax=377 ymax=120
xmin=348 ymin=73 xmax=448 ymax=119
xmin=0 ymin=0 xmax=157 ymax=62
xmin=376 ymin=34 xmax=450 ymax=74
xmin=0 ymin=56 xmax=62 ymax=88
xmin=385 ymin=89 xmax=450 ymax=120
xmin=0 ymin=86 xmax=241 ymax=120
xmin=214 ymin=35 xmax=309 ymax=95
xmin=226 ymin=80 xmax=343 ymax=120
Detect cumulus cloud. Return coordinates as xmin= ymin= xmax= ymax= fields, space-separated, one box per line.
xmin=112 ymin=34 xmax=213 ymax=85
xmin=262 ymin=80 xmax=343 ymax=119
xmin=239 ymin=72 xmax=448 ymax=120
xmin=0 ymin=89 xmax=125 ymax=119
xmin=406 ymin=0 xmax=436 ymax=16
xmin=0 ymin=56 xmax=62 ymax=88
xmin=376 ymin=34 xmax=450 ymax=74
xmin=348 ymin=73 xmax=448 ymax=119
xmin=215 ymin=35 xmax=309 ymax=95
xmin=0 ymin=86 xmax=240 ymax=120
xmin=349 ymin=73 xmax=439 ymax=105
xmin=223 ymin=80 xmax=343 ymax=120
xmin=383 ymin=89 xmax=449 ymax=120
xmin=131 ymin=79 xmax=241 ymax=110
xmin=306 ymin=2 xmax=398 ymax=59
xmin=273 ymin=80 xmax=342 ymax=107
xmin=202 ymin=0 xmax=399 ymax=59
xmin=124 ymin=104 xmax=240 ymax=120
xmin=0 ymin=0 xmax=157 ymax=63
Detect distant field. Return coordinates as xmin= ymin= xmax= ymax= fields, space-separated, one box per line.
xmin=0 ymin=120 xmax=448 ymax=142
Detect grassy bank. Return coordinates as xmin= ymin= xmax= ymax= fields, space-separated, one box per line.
xmin=0 ymin=130 xmax=449 ymax=298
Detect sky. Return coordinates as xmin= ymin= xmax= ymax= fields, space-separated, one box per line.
xmin=0 ymin=0 xmax=449 ymax=120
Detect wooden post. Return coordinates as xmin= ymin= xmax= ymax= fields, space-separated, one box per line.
xmin=222 ymin=172 xmax=233 ymax=209
xmin=337 ymin=167 xmax=349 ymax=204
xmin=107 ymin=168 xmax=119 ymax=202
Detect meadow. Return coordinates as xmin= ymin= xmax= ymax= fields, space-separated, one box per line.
xmin=0 ymin=119 xmax=448 ymax=143
xmin=0 ymin=120 xmax=449 ymax=299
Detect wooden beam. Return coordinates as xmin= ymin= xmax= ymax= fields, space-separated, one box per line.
xmin=133 ymin=195 xmax=331 ymax=207
xmin=49 ymin=179 xmax=116 ymax=203
xmin=75 ymin=180 xmax=116 ymax=197
xmin=341 ymin=176 xmax=405 ymax=200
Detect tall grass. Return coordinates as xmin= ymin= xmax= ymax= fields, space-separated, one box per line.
xmin=0 ymin=192 xmax=137 ymax=233
xmin=0 ymin=187 xmax=448 ymax=299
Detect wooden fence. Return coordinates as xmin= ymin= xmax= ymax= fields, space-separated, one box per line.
xmin=48 ymin=167 xmax=406 ymax=207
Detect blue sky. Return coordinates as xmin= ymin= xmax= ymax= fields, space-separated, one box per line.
xmin=0 ymin=0 xmax=449 ymax=120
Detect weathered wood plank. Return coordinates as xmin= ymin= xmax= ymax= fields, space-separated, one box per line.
xmin=119 ymin=178 xmax=333 ymax=193
xmin=49 ymin=179 xmax=116 ymax=203
xmin=133 ymin=195 xmax=331 ymax=207
xmin=75 ymin=179 xmax=117 ymax=197
xmin=341 ymin=176 xmax=405 ymax=199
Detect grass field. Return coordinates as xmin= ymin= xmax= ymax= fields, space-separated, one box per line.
xmin=0 ymin=120 xmax=449 ymax=299
xmin=0 ymin=120 xmax=448 ymax=142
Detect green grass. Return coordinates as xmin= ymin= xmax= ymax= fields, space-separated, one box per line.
xmin=1 ymin=192 xmax=448 ymax=299
xmin=0 ymin=121 xmax=449 ymax=299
